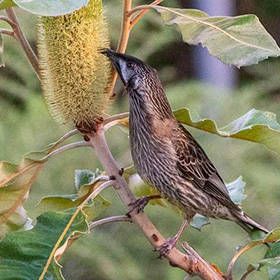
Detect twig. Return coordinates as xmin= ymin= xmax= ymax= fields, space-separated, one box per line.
xmin=0 ymin=15 xmax=17 ymax=28
xmin=117 ymin=0 xmax=132 ymax=53
xmin=240 ymin=268 xmax=256 ymax=280
xmin=103 ymin=112 xmax=129 ymax=125
xmin=106 ymin=0 xmax=132 ymax=99
xmin=181 ymin=243 xmax=224 ymax=279
xmin=86 ymin=179 xmax=116 ymax=201
xmin=49 ymin=129 xmax=79 ymax=152
xmin=89 ymin=215 xmax=132 ymax=230
xmin=103 ymin=112 xmax=129 ymax=131
xmin=5 ymin=8 xmax=40 ymax=79
xmin=0 ymin=28 xmax=15 ymax=38
xmin=130 ymin=0 xmax=163 ymax=29
xmin=127 ymin=5 xmax=154 ymax=17
xmin=184 ymin=274 xmax=192 ymax=280
xmin=226 ymin=241 xmax=261 ymax=280
xmin=87 ymin=127 xmax=223 ymax=280
xmin=43 ymin=141 xmax=91 ymax=160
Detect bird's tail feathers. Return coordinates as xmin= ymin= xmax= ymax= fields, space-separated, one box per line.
xmin=236 ymin=213 xmax=269 ymax=234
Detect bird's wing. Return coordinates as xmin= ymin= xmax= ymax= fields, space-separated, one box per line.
xmin=174 ymin=123 xmax=240 ymax=211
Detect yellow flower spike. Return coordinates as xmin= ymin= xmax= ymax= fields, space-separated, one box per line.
xmin=37 ymin=0 xmax=111 ymax=127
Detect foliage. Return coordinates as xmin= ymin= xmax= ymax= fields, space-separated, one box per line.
xmin=0 ymin=0 xmax=280 ymax=280
xmin=0 ymin=210 xmax=88 ymax=280
xmin=153 ymin=6 xmax=280 ymax=67
xmin=175 ymin=108 xmax=280 ymax=153
xmin=0 ymin=0 xmax=89 ymax=16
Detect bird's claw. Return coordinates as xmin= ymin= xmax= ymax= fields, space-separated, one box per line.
xmin=126 ymin=197 xmax=150 ymax=216
xmin=156 ymin=237 xmax=177 ymax=258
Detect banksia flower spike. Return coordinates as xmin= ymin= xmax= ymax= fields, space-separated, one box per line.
xmin=37 ymin=0 xmax=111 ymax=127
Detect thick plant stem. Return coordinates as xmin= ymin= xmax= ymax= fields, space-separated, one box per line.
xmin=5 ymin=8 xmax=39 ymax=79
xmin=88 ymin=127 xmax=224 ymax=280
xmin=107 ymin=0 xmax=132 ymax=98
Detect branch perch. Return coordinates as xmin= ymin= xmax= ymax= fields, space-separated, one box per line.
xmin=5 ymin=8 xmax=40 ymax=79
xmin=129 ymin=0 xmax=163 ymax=28
xmin=0 ymin=28 xmax=15 ymax=38
xmin=89 ymin=215 xmax=132 ymax=230
xmin=87 ymin=127 xmax=224 ymax=280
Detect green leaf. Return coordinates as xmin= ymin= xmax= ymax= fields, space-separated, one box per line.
xmin=0 ymin=30 xmax=4 ymax=67
xmin=153 ymin=6 xmax=280 ymax=67
xmin=0 ymin=135 xmax=77 ymax=238
xmin=128 ymin=172 xmax=247 ymax=230
xmin=262 ymin=241 xmax=280 ymax=280
xmin=175 ymin=108 xmax=280 ymax=153
xmin=226 ymin=176 xmax=247 ymax=204
xmin=264 ymin=228 xmax=280 ymax=243
xmin=229 ymin=228 xmax=280 ymax=278
xmin=74 ymin=169 xmax=96 ymax=191
xmin=0 ymin=152 xmax=46 ymax=238
xmin=0 ymin=210 xmax=88 ymax=280
xmin=36 ymin=194 xmax=111 ymax=223
xmin=190 ymin=214 xmax=210 ymax=231
xmin=36 ymin=170 xmax=111 ymax=221
xmin=0 ymin=0 xmax=16 ymax=10
xmin=249 ymin=228 xmax=267 ymax=241
xmin=12 ymin=0 xmax=89 ymax=16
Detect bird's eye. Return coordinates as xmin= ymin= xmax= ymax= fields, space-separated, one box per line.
xmin=127 ymin=62 xmax=133 ymax=68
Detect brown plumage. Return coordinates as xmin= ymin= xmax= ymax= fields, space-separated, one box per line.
xmin=102 ymin=49 xmax=269 ymax=254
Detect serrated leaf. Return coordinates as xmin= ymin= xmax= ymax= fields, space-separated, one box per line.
xmin=0 ymin=0 xmax=16 ymax=10
xmin=152 ymin=6 xmax=280 ymax=67
xmin=0 ymin=210 xmax=88 ymax=280
xmin=175 ymin=108 xmax=280 ymax=153
xmin=128 ymin=172 xmax=247 ymax=230
xmin=12 ymin=0 xmax=89 ymax=16
xmin=0 ymin=30 xmax=4 ymax=67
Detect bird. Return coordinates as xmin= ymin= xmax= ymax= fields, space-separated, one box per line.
xmin=101 ymin=49 xmax=269 ymax=256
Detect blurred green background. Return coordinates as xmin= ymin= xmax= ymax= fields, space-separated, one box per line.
xmin=1 ymin=0 xmax=280 ymax=279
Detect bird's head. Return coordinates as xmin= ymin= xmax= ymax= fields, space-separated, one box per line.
xmin=101 ymin=49 xmax=172 ymax=118
xmin=101 ymin=49 xmax=154 ymax=89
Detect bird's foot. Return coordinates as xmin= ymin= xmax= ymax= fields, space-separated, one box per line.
xmin=156 ymin=237 xmax=177 ymax=258
xmin=126 ymin=195 xmax=161 ymax=216
xmin=126 ymin=196 xmax=151 ymax=216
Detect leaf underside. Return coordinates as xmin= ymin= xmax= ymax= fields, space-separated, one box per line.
xmin=11 ymin=0 xmax=89 ymax=16
xmin=174 ymin=108 xmax=280 ymax=154
xmin=153 ymin=6 xmax=280 ymax=67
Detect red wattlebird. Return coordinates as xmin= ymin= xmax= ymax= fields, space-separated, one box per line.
xmin=102 ymin=49 xmax=269 ymax=256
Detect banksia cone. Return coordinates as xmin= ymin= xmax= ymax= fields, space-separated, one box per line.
xmin=37 ymin=0 xmax=111 ymax=127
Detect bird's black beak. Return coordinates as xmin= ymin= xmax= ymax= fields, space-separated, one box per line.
xmin=101 ymin=49 xmax=126 ymax=85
